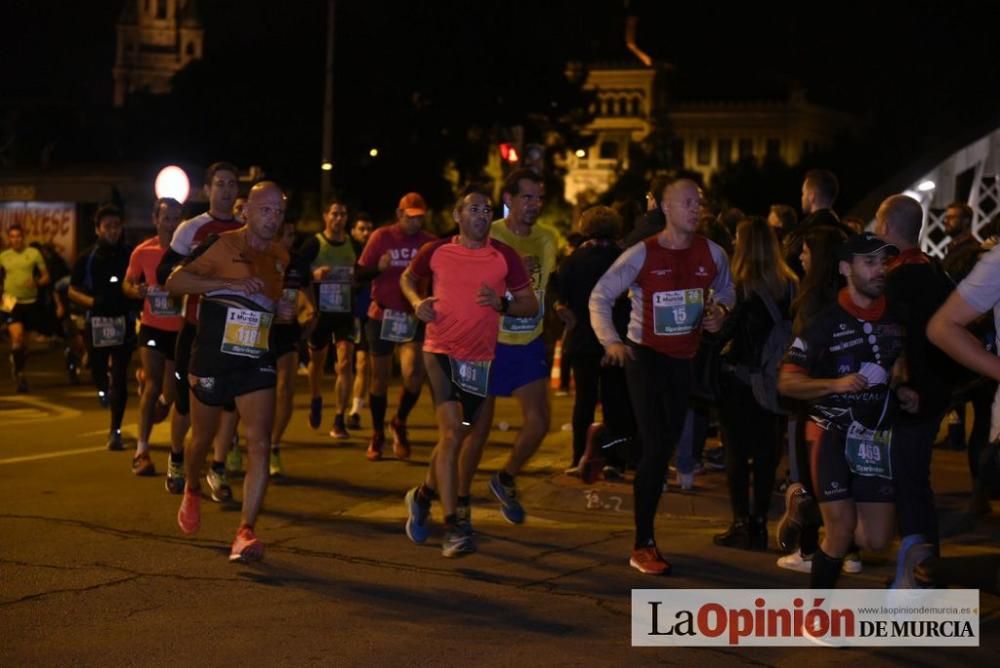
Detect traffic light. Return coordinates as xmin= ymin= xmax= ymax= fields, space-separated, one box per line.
xmin=499 ymin=142 xmax=520 ymax=163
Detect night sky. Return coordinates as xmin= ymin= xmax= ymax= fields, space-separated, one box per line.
xmin=4 ymin=0 xmax=1000 ymax=219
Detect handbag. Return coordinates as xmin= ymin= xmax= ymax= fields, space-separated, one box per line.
xmin=689 ymin=332 xmax=723 ymax=402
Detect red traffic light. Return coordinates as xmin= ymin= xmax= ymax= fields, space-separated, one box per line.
xmin=499 ymin=143 xmax=520 ymax=163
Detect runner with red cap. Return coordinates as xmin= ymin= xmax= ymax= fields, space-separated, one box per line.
xmin=356 ymin=192 xmax=436 ymax=461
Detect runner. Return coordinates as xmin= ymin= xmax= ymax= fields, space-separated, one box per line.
xmin=590 ymin=178 xmax=734 ymax=575
xmin=1 ymin=225 xmax=50 ymax=393
xmin=778 ymin=232 xmax=913 ymax=588
xmin=356 ymin=192 xmax=436 ymax=461
xmin=123 ymin=197 xmax=184 ymax=475
xmin=68 ymin=205 xmax=137 ymax=451
xmin=156 ymin=162 xmax=245 ymax=497
xmin=458 ymin=169 xmax=557 ymax=525
xmin=270 ymin=218 xmax=316 ymax=476
xmin=300 ymin=198 xmax=361 ymax=439
xmin=165 ymin=180 xmax=289 ymax=562
xmin=347 ymin=214 xmax=375 ymax=429
xmin=401 ymin=186 xmax=536 ymax=556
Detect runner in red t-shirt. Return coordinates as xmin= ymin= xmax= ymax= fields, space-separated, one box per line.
xmin=399 ymin=185 xmax=536 ymax=557
xmin=590 ymin=178 xmax=734 ymax=576
xmin=356 ymin=192 xmax=436 ymax=461
xmin=155 ymin=162 xmax=244 ymax=498
xmin=123 ymin=197 xmax=184 ymax=476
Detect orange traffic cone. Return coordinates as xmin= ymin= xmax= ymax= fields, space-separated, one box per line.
xmin=550 ymin=339 xmax=563 ymax=389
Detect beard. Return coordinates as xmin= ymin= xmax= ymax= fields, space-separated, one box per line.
xmin=855 ymin=278 xmax=885 ymax=300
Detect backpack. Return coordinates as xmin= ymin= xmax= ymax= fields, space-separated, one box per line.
xmin=747 ymin=286 xmax=794 ymax=414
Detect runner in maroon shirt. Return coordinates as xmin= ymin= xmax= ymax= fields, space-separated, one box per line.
xmin=356 ymin=192 xmax=436 ymax=461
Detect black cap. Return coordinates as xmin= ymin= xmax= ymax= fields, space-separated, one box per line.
xmin=838 ymin=232 xmax=899 ymax=261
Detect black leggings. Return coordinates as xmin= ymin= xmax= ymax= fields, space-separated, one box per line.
xmin=570 ymin=353 xmax=633 ymax=467
xmin=625 ymin=345 xmax=691 ymax=548
xmin=718 ymin=375 xmax=781 ymax=520
xmin=892 ymin=411 xmax=941 ymax=548
xmin=88 ymin=339 xmax=133 ymax=433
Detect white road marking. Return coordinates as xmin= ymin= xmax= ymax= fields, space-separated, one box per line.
xmin=0 ymin=395 xmax=81 ymax=423
xmin=0 ymin=446 xmax=107 ymax=465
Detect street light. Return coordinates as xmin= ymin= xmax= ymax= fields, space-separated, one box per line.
xmin=575 ymin=149 xmax=587 ymax=158
xmin=917 ymin=180 xmax=936 ymax=192
xmin=321 ymin=161 xmax=333 ymax=171
xmin=154 ymin=165 xmax=190 ymax=203
xmin=369 ymin=148 xmax=379 ymax=158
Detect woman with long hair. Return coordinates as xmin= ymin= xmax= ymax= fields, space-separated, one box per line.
xmin=792 ymin=226 xmax=849 ymax=335
xmin=714 ymin=217 xmax=798 ymax=549
xmin=776 ymin=224 xmax=850 ymax=572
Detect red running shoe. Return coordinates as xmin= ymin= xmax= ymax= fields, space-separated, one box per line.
xmin=390 ymin=418 xmax=410 ymax=460
xmin=229 ymin=526 xmax=264 ymax=563
xmin=367 ymin=432 xmax=385 ymax=461
xmin=177 ymin=488 xmax=201 ymax=535
xmin=629 ymin=546 xmax=672 ymax=575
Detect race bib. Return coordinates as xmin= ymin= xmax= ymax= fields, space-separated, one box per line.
xmin=652 ymin=288 xmax=704 ymax=336
xmin=449 ymin=358 xmax=491 ymax=397
xmin=845 ymin=421 xmax=893 ymax=479
xmin=1 ymin=293 xmax=16 ymax=313
xmin=147 ymin=286 xmax=181 ymax=317
xmin=501 ymin=289 xmax=545 ymax=334
xmin=380 ymin=308 xmax=417 ymax=343
xmin=220 ymin=308 xmax=273 ymax=358
xmin=91 ymin=316 xmax=126 ymax=348
xmin=318 ymin=281 xmax=351 ymax=313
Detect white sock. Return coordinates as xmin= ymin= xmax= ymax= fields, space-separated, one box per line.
xmin=351 ymin=397 xmax=364 ymax=415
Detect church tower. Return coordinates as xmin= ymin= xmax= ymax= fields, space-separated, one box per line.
xmin=112 ymin=0 xmax=204 ymax=107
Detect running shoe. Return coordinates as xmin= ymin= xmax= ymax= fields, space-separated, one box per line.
xmin=455 ymin=503 xmax=474 ymax=535
xmin=308 ymin=396 xmax=322 ymax=429
xmin=441 ymin=526 xmax=475 ymax=558
xmin=404 ymin=486 xmax=430 ymax=544
xmin=389 ymin=417 xmax=410 ymax=460
xmin=330 ymin=414 xmax=350 ymax=439
xmin=206 ymin=468 xmax=233 ymax=503
xmin=106 ymin=429 xmax=124 ymax=451
xmin=131 ymin=451 xmax=156 ymax=476
xmin=346 ymin=413 xmax=362 ymax=430
xmin=842 ymin=551 xmax=863 ymax=574
xmin=366 ymin=432 xmax=385 ymax=462
xmin=776 ymin=482 xmax=815 ymax=552
xmin=489 ymin=472 xmax=525 ymax=524
xmin=226 ymin=443 xmax=243 ymax=475
xmin=629 ymin=546 xmax=672 ymax=575
xmin=703 ymin=447 xmax=726 ymax=471
xmin=602 ymin=465 xmax=624 ymax=481
xmin=269 ymin=450 xmax=284 ymax=478
xmin=229 ymin=526 xmax=264 ymax=563
xmin=776 ymin=550 xmax=813 ymax=573
xmin=674 ymin=471 xmax=694 ymax=491
xmin=165 ymin=458 xmax=185 ymax=494
xmin=177 ymin=488 xmax=201 ymax=535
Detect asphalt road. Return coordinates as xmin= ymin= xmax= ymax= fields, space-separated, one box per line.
xmin=1 ymin=343 xmax=999 ymax=666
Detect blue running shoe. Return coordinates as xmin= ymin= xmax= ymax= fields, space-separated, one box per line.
xmin=405 ymin=487 xmax=430 ymax=544
xmin=489 ymin=472 xmax=525 ymax=524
